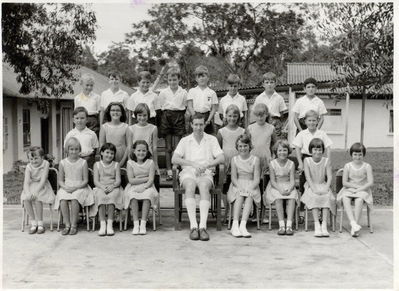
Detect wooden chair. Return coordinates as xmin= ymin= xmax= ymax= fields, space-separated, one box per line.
xmin=172 ymin=164 xmax=225 ymax=231
xmin=336 ymin=168 xmax=373 ymax=233
xmin=123 ymin=168 xmax=160 ymax=231
xmin=21 ymin=167 xmax=56 ymax=232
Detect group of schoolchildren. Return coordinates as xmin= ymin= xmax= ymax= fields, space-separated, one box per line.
xmin=21 ymin=64 xmax=374 ymax=240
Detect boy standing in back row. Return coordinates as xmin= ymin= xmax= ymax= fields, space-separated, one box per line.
xmin=253 ymin=72 xmax=287 ymax=137
xmin=187 ymin=65 xmax=218 ymax=134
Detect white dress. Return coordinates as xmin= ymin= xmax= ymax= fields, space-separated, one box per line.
xmin=92 ymin=161 xmax=124 ymax=216
xmin=123 ymin=159 xmax=159 ymax=209
xmin=20 ymin=160 xmax=55 ymax=205
xmin=264 ymin=159 xmax=298 ymax=205
xmin=337 ymin=162 xmax=373 ymax=208
xmin=54 ymin=158 xmax=94 ymax=211
xmin=227 ymin=155 xmax=261 ymax=206
xmin=300 ymin=157 xmax=336 ymax=214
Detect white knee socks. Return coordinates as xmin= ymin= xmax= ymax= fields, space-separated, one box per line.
xmin=199 ymin=200 xmax=210 ymax=229
xmin=185 ymin=198 xmax=197 ymax=229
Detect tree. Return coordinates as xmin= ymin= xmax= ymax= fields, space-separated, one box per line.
xmin=125 ymin=3 xmax=308 ymax=87
xmin=2 ymin=3 xmax=97 ymax=99
xmin=319 ymin=3 xmax=393 ymax=142
xmin=97 ymin=42 xmax=139 ymax=87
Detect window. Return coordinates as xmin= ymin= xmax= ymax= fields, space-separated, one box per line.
xmin=3 ymin=116 xmax=8 ymax=150
xmin=326 ymin=109 xmax=342 ymax=116
xmin=389 ymin=110 xmax=393 ymax=133
xmin=23 ymin=109 xmax=31 ymax=147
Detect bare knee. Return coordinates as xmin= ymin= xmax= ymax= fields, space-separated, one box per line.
xmin=198 ymin=181 xmax=211 ymax=200
xmin=183 ymin=180 xmax=196 ymax=198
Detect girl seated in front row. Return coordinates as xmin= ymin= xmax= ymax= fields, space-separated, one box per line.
xmin=337 ymin=142 xmax=373 ymax=237
xmin=300 ymin=138 xmax=336 ymax=237
xmin=21 ymin=146 xmax=56 ymax=234
xmin=228 ymin=134 xmax=261 ymax=238
xmin=92 ymin=143 xmax=124 ymax=236
xmin=54 ymin=137 xmax=94 ymax=235
xmin=124 ymin=140 xmax=159 ymax=235
xmin=265 ymin=140 xmax=298 ymax=236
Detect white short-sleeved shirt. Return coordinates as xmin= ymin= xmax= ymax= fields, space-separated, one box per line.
xmin=292 ymin=95 xmax=327 ymax=119
xmin=292 ymin=129 xmax=333 ymax=155
xmin=158 ymin=86 xmax=187 ymax=111
xmin=174 ymin=133 xmax=224 ymax=168
xmin=253 ymin=91 xmax=287 ymax=117
xmin=74 ymin=92 xmax=100 ymax=115
xmin=187 ymin=86 xmax=218 ymax=113
xmin=100 ymin=88 xmax=129 ymax=110
xmin=64 ymin=127 xmax=99 ymax=157
xmin=218 ymin=93 xmax=248 ymax=118
xmin=127 ymin=90 xmax=158 ymax=118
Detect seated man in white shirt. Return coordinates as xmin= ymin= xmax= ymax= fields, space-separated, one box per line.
xmin=172 ymin=113 xmax=225 ymax=241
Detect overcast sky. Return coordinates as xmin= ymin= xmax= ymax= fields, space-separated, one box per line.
xmin=91 ymin=2 xmax=151 ymax=54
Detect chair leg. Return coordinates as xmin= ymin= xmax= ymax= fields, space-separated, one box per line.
xmin=119 ymin=210 xmax=123 ymax=232
xmin=339 ymin=208 xmax=343 ymax=233
xmin=153 ymin=209 xmax=156 ymax=231
xmin=49 ymin=204 xmax=53 ymax=231
xmin=216 ymin=193 xmax=222 ymax=231
xmin=57 ymin=210 xmax=61 ymax=232
xmin=367 ymin=206 xmax=373 ymax=233
xmin=124 ymin=209 xmax=128 ymax=231
xmin=158 ymin=198 xmax=162 ymax=225
xmin=305 ymin=207 xmax=308 ymax=231
xmin=295 ymin=204 xmax=299 ymax=230
xmin=21 ymin=208 xmax=26 ymax=232
xmin=85 ymin=207 xmax=90 ymax=231
xmin=227 ymin=203 xmax=232 ymax=230
xmin=93 ymin=215 xmax=96 ymax=231
xmin=256 ymin=205 xmax=260 ymax=230
xmin=268 ymin=204 xmax=272 ymax=230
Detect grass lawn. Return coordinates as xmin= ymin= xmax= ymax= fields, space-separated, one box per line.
xmin=3 ymin=149 xmax=393 ymax=206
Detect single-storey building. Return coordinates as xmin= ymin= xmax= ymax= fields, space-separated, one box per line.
xmin=2 ymin=63 xmax=135 ymax=173
xmin=216 ymin=62 xmax=393 ymax=149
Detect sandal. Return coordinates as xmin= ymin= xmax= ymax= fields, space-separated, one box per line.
xmin=61 ymin=226 xmax=70 ymax=236
xmin=37 ymin=225 xmax=45 ymax=234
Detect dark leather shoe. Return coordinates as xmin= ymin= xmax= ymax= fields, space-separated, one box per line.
xmin=189 ymin=228 xmax=199 ymax=240
xmin=61 ymin=226 xmax=70 ymax=236
xmin=285 ymin=227 xmax=294 ymax=235
xmin=199 ymin=228 xmax=210 ymax=241
xmin=69 ymin=227 xmax=78 ymax=235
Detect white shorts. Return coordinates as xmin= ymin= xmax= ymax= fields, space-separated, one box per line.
xmin=179 ymin=167 xmax=214 ymax=187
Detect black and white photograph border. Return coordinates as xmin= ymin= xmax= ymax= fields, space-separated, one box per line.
xmin=1 ymin=0 xmax=396 ymax=289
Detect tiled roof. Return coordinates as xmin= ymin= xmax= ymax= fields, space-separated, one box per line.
xmin=2 ymin=63 xmax=136 ymax=100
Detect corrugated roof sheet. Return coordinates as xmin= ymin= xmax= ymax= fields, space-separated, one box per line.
xmin=286 ymin=62 xmax=342 ymax=85
xmin=2 ymin=63 xmax=136 ymax=100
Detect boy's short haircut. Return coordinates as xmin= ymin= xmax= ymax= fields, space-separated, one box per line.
xmin=253 ymin=103 xmax=269 ymax=116
xmin=263 ymin=72 xmax=277 ymax=82
xmin=99 ymin=143 xmax=117 ymax=160
xmin=27 ymin=146 xmax=45 ymax=158
xmin=304 ymin=77 xmax=318 ymax=88
xmin=167 ymin=67 xmax=181 ymax=79
xmin=272 ymin=139 xmax=292 ymax=156
xmin=225 ymin=104 xmax=240 ymax=118
xmin=308 ymin=137 xmax=325 ymax=153
xmin=134 ymin=103 xmax=151 ymax=118
xmin=349 ymin=142 xmax=366 ymax=156
xmin=235 ymin=133 xmax=253 ymax=151
xmin=138 ymin=71 xmax=152 ymax=82
xmin=108 ymin=71 xmax=121 ymax=79
xmin=73 ymin=106 xmax=89 ymax=117
xmin=64 ymin=137 xmax=82 ymax=153
xmin=194 ymin=65 xmax=209 ymax=76
xmin=104 ymin=102 xmax=127 ymax=123
xmin=80 ymin=73 xmax=95 ymax=85
xmin=227 ymin=74 xmax=241 ymax=85
xmin=191 ymin=112 xmax=206 ymax=123
xmin=304 ymin=110 xmax=319 ymax=119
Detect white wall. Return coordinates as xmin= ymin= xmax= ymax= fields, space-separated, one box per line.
xmin=323 ymin=99 xmax=393 ymax=149
xmin=3 ymin=99 xmax=16 ymax=172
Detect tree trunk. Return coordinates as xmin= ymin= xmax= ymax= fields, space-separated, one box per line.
xmin=360 ymin=87 xmax=366 ymax=143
